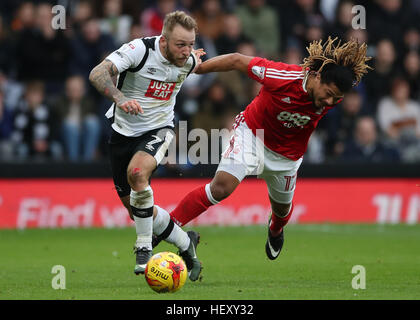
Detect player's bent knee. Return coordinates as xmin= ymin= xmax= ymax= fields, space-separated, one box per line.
xmin=272 ymin=202 xmax=292 ymax=218
xmin=210 ymin=182 xmax=234 ymax=202
xmin=127 ymin=166 xmax=150 ymax=188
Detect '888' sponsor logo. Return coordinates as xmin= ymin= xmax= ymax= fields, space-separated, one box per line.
xmin=277 ymin=111 xmax=311 ymax=128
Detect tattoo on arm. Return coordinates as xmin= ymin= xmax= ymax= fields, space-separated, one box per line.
xmin=89 ymin=60 xmax=124 ymax=103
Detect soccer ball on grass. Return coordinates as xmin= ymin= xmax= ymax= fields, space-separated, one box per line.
xmin=144 ymin=251 xmax=187 ymax=293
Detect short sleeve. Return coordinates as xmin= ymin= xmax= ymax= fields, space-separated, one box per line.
xmin=247 ymin=57 xmax=270 ymax=84
xmin=247 ymin=57 xmax=303 ymax=91
xmin=106 ymin=39 xmax=146 ymax=73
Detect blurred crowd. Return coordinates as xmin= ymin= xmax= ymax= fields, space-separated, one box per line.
xmin=0 ymin=0 xmax=420 ymax=169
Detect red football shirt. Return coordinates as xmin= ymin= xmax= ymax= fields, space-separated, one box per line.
xmin=244 ymin=57 xmax=338 ymax=161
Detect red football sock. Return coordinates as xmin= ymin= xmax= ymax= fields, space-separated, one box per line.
xmin=170 ymin=185 xmax=213 ymax=227
xmin=269 ymin=203 xmax=294 ymax=236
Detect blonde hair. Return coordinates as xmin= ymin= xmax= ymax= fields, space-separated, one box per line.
xmin=162 ymin=11 xmax=198 ymax=38
xmin=301 ymin=36 xmax=373 ymax=86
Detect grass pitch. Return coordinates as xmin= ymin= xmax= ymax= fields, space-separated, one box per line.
xmin=0 ymin=224 xmax=419 ymax=300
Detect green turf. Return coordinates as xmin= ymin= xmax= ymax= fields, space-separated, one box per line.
xmin=0 ymin=224 xmax=419 ymax=300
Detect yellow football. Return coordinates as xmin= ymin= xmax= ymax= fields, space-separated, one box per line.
xmin=144 ymin=251 xmax=188 ymax=293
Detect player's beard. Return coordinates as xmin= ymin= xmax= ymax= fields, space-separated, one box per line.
xmin=165 ymin=46 xmax=188 ymax=67
xmin=307 ymin=88 xmax=323 ymax=109
xmin=307 ymin=88 xmax=317 ymax=107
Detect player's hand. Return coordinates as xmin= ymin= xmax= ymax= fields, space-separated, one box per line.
xmin=192 ymin=48 xmax=206 ymax=73
xmin=193 ymin=48 xmax=206 ymax=62
xmin=116 ymin=97 xmax=144 ymax=115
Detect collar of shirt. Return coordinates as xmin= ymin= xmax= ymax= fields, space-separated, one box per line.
xmin=302 ymin=70 xmax=309 ymax=93
xmin=155 ymin=35 xmax=172 ymax=66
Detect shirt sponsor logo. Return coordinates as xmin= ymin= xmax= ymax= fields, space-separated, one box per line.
xmin=277 ymin=111 xmax=311 ymax=127
xmin=145 ymin=80 xmax=176 ymax=100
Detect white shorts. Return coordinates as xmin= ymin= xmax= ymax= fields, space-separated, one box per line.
xmin=217 ymin=119 xmax=303 ymax=204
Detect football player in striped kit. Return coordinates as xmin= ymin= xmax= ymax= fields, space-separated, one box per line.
xmin=153 ymin=37 xmax=372 ymax=261
xmin=89 ymin=11 xmax=205 ymax=280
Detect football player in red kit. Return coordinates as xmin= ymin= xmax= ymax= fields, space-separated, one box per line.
xmin=155 ymin=37 xmax=372 ymax=260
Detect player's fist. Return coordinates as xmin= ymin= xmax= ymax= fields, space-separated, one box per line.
xmin=117 ymin=97 xmax=144 ymax=115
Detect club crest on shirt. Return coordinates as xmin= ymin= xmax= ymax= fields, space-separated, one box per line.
xmin=251 ymin=66 xmax=265 ymax=80
xmin=177 ymin=73 xmax=186 ymax=83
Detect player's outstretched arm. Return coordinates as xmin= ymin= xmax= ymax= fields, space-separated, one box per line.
xmin=195 ymin=53 xmax=253 ymax=75
xmin=89 ymin=60 xmax=143 ymax=115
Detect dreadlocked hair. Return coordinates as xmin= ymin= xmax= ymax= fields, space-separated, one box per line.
xmin=301 ymin=36 xmax=372 ymax=92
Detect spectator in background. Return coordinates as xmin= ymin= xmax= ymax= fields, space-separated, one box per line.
xmin=11 ymin=81 xmax=62 ymax=160
xmin=303 ymin=18 xmax=324 ymax=50
xmin=326 ymin=89 xmax=366 ymax=158
xmin=345 ymin=28 xmax=369 ymax=47
xmin=411 ymin=0 xmax=420 ymax=12
xmin=340 ymin=116 xmax=400 ymax=163
xmin=179 ymin=0 xmax=196 ymax=13
xmin=15 ymin=3 xmax=71 ymax=96
xmin=69 ymin=18 xmax=116 ymax=83
xmin=0 ymin=87 xmax=14 ymax=160
xmin=279 ymin=0 xmax=323 ymax=55
xmin=99 ymin=0 xmax=132 ymax=46
xmin=327 ymin=0 xmax=355 ymax=41
xmin=0 ymin=71 xmax=23 ymax=112
xmin=0 ymin=14 xmax=16 ymax=77
xmin=10 ymin=1 xmax=35 ymax=32
xmin=212 ymin=16 xmax=255 ymax=107
xmin=403 ymin=26 xmax=420 ymax=53
xmin=403 ymin=51 xmax=420 ymax=100
xmin=304 ymin=131 xmax=326 ymax=163
xmin=235 ymin=0 xmax=280 ymax=58
xmin=194 ymin=0 xmax=225 ymax=41
xmin=319 ymin=0 xmax=339 ymax=23
xmin=215 ymin=14 xmax=250 ymax=55
xmin=221 ymin=40 xmax=261 ymax=105
xmin=282 ymin=44 xmax=303 ymax=65
xmin=192 ymin=81 xmax=237 ymax=135
xmin=367 ymin=0 xmax=413 ymax=54
xmin=377 ymin=77 xmax=420 ymax=162
xmin=129 ymin=23 xmax=144 ymax=41
xmin=140 ymin=0 xmax=177 ymax=37
xmin=70 ymin=0 xmax=94 ymax=35
xmin=363 ymin=38 xmax=399 ymax=112
xmin=54 ymin=75 xmax=100 ymax=161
